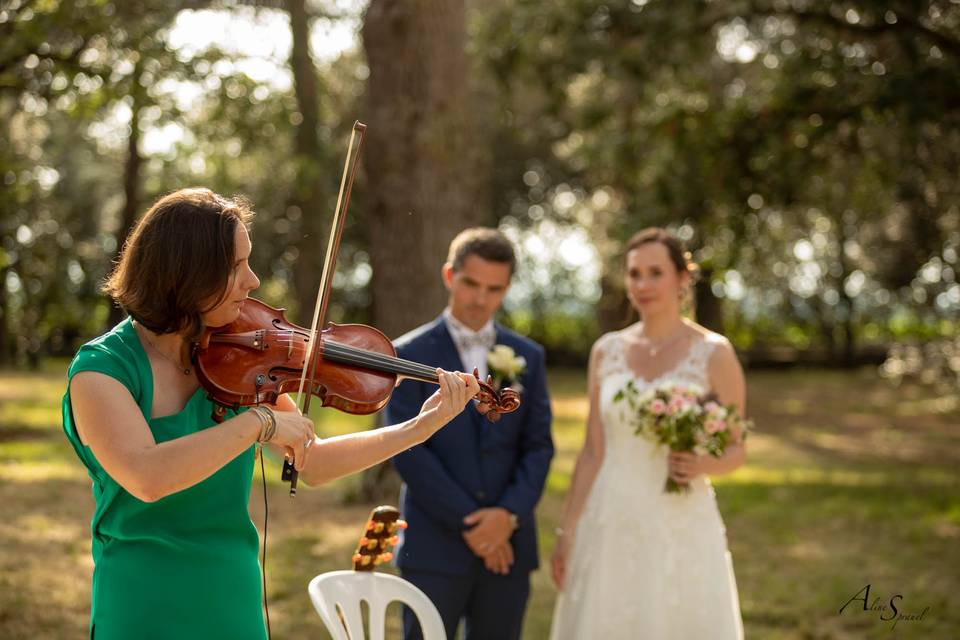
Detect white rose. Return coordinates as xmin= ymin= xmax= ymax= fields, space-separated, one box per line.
xmin=487 ymin=345 xmax=527 ymax=379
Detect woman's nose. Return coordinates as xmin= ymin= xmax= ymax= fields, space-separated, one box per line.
xmin=246 ymin=268 xmax=261 ymax=291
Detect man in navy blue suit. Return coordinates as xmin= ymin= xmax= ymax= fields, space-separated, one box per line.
xmin=386 ymin=228 xmax=554 ymax=640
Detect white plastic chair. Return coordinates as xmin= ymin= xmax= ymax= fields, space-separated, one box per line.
xmin=308 ymin=570 xmax=446 ymax=640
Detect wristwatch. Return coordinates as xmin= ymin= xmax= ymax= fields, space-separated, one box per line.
xmin=508 ymin=512 xmax=519 ymax=531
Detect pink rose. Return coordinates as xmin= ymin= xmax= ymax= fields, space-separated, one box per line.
xmin=650 ymin=399 xmax=667 ymax=414
xmin=706 ymin=419 xmax=728 ymax=434
xmin=668 ymin=397 xmax=685 ymax=415
xmin=704 ymin=401 xmax=720 ymax=414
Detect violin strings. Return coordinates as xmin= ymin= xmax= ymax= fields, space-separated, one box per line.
xmin=266 ymin=340 xmax=438 ymax=381
xmin=322 ymin=343 xmax=439 ymax=381
xmin=324 ymin=342 xmax=440 ymax=378
xmin=265 ymin=334 xmax=441 ymax=381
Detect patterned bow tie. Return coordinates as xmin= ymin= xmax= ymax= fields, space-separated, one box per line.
xmin=454 ymin=330 xmax=496 ymax=352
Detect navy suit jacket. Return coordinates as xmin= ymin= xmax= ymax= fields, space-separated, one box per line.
xmin=386 ymin=316 xmax=554 ymax=576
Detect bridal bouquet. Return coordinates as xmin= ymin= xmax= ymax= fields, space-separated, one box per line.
xmin=613 ymin=381 xmax=750 ymax=494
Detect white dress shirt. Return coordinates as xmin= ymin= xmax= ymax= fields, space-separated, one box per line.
xmin=443 ymin=308 xmax=495 ymax=381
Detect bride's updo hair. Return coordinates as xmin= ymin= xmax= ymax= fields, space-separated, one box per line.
xmin=623 ymin=227 xmax=700 ymax=283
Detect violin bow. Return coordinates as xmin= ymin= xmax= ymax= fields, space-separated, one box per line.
xmin=282 ymin=121 xmax=367 ymax=497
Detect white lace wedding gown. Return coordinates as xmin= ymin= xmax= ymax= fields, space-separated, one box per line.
xmin=550 ymin=330 xmax=744 ymax=640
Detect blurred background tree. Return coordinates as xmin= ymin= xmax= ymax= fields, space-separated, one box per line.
xmin=1 ymin=0 xmax=957 ymax=369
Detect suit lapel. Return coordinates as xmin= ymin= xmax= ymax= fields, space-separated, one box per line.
xmin=476 ymin=324 xmax=512 ymax=440
xmin=429 ymin=317 xmax=466 ymax=372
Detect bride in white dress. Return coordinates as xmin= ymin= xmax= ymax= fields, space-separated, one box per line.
xmin=550 ymin=228 xmax=746 ymax=639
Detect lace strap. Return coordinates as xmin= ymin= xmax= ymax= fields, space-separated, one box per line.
xmin=594 ymin=331 xmax=627 ymax=380
xmin=670 ymin=333 xmax=723 ymax=389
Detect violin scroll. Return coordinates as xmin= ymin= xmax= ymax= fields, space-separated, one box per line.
xmin=472 ymin=368 xmax=522 ymax=422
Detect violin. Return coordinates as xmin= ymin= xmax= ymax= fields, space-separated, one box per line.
xmin=193 ymin=297 xmax=521 ymax=421
xmin=191 ymin=121 xmax=519 ymax=497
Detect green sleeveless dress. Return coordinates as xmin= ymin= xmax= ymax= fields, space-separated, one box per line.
xmin=61 ymin=318 xmax=266 ymax=640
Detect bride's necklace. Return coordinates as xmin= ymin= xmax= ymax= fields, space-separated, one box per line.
xmin=641 ymin=325 xmax=687 ymax=357
xmin=137 ymin=323 xmax=191 ymax=376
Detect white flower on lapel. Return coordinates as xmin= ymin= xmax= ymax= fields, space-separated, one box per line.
xmin=487 ymin=344 xmax=527 ymax=390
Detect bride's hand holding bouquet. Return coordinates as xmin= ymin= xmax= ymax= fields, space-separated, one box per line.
xmin=614 ymin=382 xmax=751 ymax=493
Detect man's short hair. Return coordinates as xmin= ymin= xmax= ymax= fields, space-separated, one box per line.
xmin=446 ymin=228 xmax=516 ymax=275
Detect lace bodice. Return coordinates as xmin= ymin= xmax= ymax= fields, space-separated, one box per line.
xmin=592 ymin=329 xmax=727 ymax=493
xmin=594 ymin=327 xmax=724 ymax=388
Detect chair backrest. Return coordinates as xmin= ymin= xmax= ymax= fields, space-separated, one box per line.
xmin=308 ymin=570 xmax=446 ymax=640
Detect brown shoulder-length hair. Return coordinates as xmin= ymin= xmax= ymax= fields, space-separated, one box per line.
xmin=102 ymin=188 xmax=254 ymax=337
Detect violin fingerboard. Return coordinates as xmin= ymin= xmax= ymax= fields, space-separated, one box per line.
xmin=351 ymin=505 xmax=406 ymax=572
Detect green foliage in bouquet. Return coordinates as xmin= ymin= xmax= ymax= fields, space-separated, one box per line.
xmin=614 ymin=381 xmax=751 ymax=493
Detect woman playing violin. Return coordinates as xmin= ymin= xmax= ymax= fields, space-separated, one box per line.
xmin=62 ymin=187 xmax=480 ymax=640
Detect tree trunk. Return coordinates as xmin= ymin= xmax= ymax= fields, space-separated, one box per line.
xmin=362 ymin=0 xmax=486 ymax=340
xmin=107 ymin=62 xmax=144 ymax=330
xmin=597 ymin=271 xmax=633 ymax=334
xmin=358 ymin=0 xmax=486 ymax=501
xmin=694 ymin=267 xmax=723 ymax=333
xmin=0 ymin=265 xmax=9 ymax=366
xmin=286 ymin=0 xmax=327 ymax=322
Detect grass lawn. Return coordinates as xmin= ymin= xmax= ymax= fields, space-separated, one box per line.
xmin=1 ymin=363 xmax=957 ymax=638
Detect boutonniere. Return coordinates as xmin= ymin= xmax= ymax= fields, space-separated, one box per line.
xmin=487 ymin=344 xmax=526 ymax=393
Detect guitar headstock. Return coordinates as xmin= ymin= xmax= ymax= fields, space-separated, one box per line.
xmin=351 ymin=505 xmax=407 ymax=571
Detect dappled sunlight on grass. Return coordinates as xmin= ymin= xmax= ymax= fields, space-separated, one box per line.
xmin=2 ymin=365 xmax=958 ymax=638
xmin=894 ymin=393 xmax=960 ymax=416
xmin=715 ymin=464 xmax=956 ymax=488
xmin=0 ymin=399 xmax=64 ymax=432
xmin=0 ymin=460 xmax=88 ymax=482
